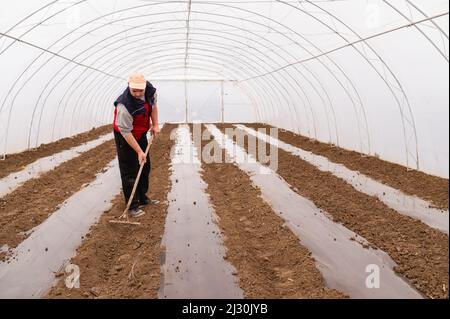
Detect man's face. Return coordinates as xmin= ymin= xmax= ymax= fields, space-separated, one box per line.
xmin=130 ymin=87 xmax=145 ymax=99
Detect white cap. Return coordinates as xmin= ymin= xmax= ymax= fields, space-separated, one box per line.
xmin=128 ymin=72 xmax=146 ymax=90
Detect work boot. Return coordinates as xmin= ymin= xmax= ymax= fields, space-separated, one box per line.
xmin=129 ymin=208 xmax=145 ymax=218
xmin=129 ymin=200 xmax=140 ymax=211
xmin=139 ymin=195 xmax=159 ymax=207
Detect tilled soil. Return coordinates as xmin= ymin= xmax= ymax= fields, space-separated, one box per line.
xmin=0 ymin=140 xmax=117 ymax=259
xmin=194 ymin=124 xmax=346 ymax=298
xmin=0 ymin=125 xmax=111 ymax=179
xmin=223 ymin=124 xmax=449 ymax=299
xmin=46 ymin=125 xmax=176 ymax=298
xmin=246 ymin=123 xmax=449 ymax=210
xmin=3 ymin=122 xmax=447 ymax=299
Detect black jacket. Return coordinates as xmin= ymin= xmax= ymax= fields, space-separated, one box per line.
xmin=114 ymin=81 xmax=156 ymax=116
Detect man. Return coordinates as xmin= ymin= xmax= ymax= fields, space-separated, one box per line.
xmin=113 ymin=72 xmax=160 ymax=217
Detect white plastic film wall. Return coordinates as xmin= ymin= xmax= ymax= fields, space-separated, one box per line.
xmin=0 ymin=0 xmax=448 ymax=177
xmin=135 ymin=80 xmax=255 ymax=123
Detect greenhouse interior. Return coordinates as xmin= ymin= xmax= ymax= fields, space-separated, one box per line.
xmin=0 ymin=0 xmax=448 ymax=301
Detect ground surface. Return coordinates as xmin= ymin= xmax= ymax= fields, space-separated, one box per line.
xmin=0 ymin=123 xmax=447 ymax=299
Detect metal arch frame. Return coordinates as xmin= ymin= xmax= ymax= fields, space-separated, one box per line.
xmin=271 ymin=0 xmax=421 ymax=169
xmin=74 ymin=52 xmax=278 ymax=138
xmin=68 ymin=50 xmax=286 ymax=135
xmin=82 ymin=53 xmax=287 ymax=135
xmin=5 ymin=13 xmax=306 ymax=153
xmin=266 ymin=0 xmax=448 ymax=169
xmin=0 ymin=8 xmax=187 ymax=116
xmin=192 ymin=2 xmax=368 ymax=154
xmin=103 ymin=65 xmax=262 ymax=124
xmin=0 ymin=2 xmax=364 ymax=155
xmin=57 ymin=64 xmax=265 ymax=143
xmin=48 ymin=40 xmax=274 ymax=143
xmin=0 ymin=3 xmax=352 ymax=156
xmin=79 ymin=56 xmax=270 ymax=132
xmin=4 ymin=20 xmax=274 ymax=152
xmin=103 ymin=73 xmax=261 ymax=125
xmin=33 ymin=39 xmax=283 ymax=146
xmin=0 ymin=1 xmax=399 ymax=158
xmin=78 ymin=20 xmax=340 ymax=139
xmin=183 ymin=2 xmax=361 ymax=147
xmin=96 ymin=67 xmax=263 ymax=126
xmin=0 ymin=0 xmax=89 ymax=57
xmin=2 ymin=1 xmax=440 ymax=165
xmin=84 ymin=50 xmax=294 ymax=134
xmin=35 ymin=25 xmax=320 ymax=147
xmin=27 ymin=17 xmax=342 ymax=148
xmin=75 ymin=57 xmax=267 ymax=129
xmin=49 ymin=25 xmax=328 ymax=144
xmin=0 ymin=5 xmax=248 ymax=154
xmin=57 ymin=15 xmax=314 ymax=144
xmin=84 ymin=41 xmax=314 ymax=144
xmin=185 ymin=2 xmax=367 ymax=147
xmin=0 ymin=8 xmax=256 ymax=126
xmin=0 ymin=0 xmax=60 ymax=45
xmin=405 ymin=0 xmax=449 ymax=41
xmin=89 ymin=62 xmax=264 ymax=131
xmin=90 ymin=49 xmax=275 ymax=124
xmin=110 ymin=1 xmax=448 ymax=153
xmin=70 ymin=65 xmax=268 ymax=136
xmin=382 ymin=0 xmax=448 ymax=62
xmin=184 ymin=0 xmax=192 ymax=70
xmin=82 ymin=44 xmax=282 ymax=134
xmin=118 ymin=66 xmax=261 ymax=125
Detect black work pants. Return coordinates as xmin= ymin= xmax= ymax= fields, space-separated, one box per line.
xmin=114 ymin=130 xmax=151 ymax=209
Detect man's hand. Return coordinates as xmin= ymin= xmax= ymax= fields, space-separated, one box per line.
xmin=151 ymin=125 xmax=160 ymax=137
xmin=124 ymin=134 xmax=147 ymax=165
xmin=137 ymin=151 xmax=147 ymax=165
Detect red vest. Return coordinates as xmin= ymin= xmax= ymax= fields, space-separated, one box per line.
xmin=113 ymin=102 xmax=150 ymax=140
